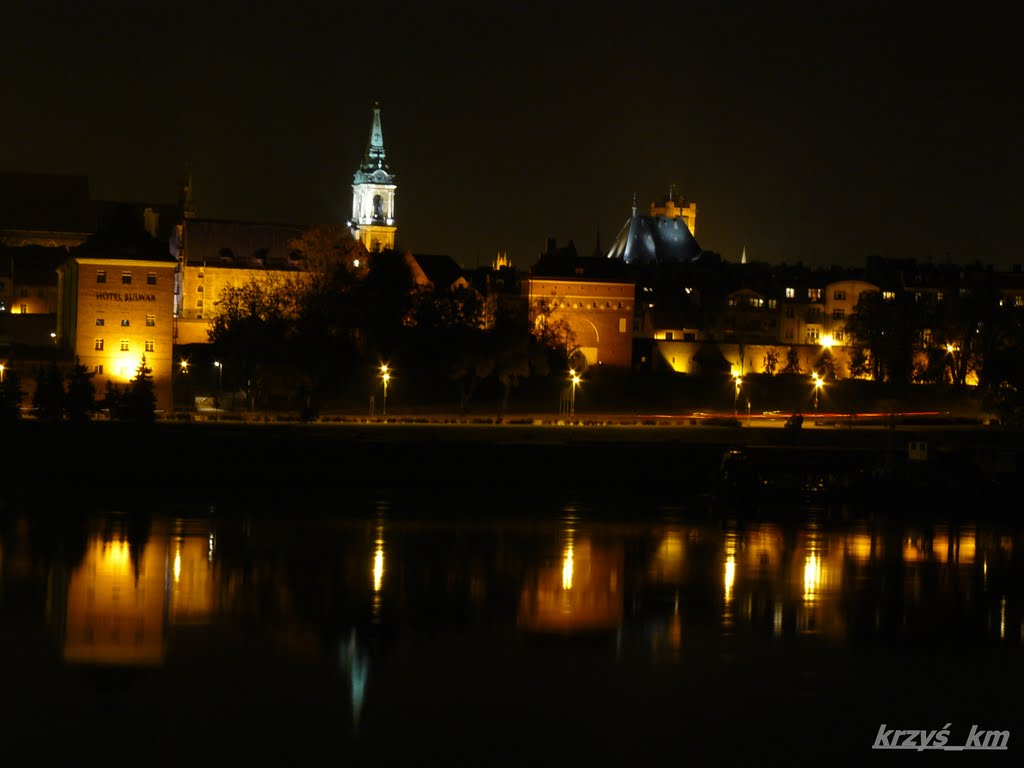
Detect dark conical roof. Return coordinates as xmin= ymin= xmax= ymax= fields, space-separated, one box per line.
xmin=607 ymin=211 xmax=702 ymax=266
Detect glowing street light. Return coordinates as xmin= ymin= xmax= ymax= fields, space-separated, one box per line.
xmin=213 ymin=360 xmax=223 ymax=391
xmin=569 ymin=368 xmax=581 ymax=417
xmin=733 ymin=371 xmax=743 ymax=416
xmin=379 ymin=363 xmax=390 ymax=417
xmin=812 ymin=372 xmax=824 ymax=415
xmin=0 ymin=362 xmax=5 ymax=383
xmin=180 ymin=358 xmax=190 ymax=373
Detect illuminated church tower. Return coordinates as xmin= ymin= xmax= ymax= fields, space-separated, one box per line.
xmin=350 ymin=102 xmax=396 ymax=252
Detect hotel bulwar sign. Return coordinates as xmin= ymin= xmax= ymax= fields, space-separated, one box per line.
xmin=95 ymin=292 xmax=158 ymax=303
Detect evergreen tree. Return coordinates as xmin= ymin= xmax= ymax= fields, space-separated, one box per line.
xmin=102 ymin=380 xmax=123 ymax=419
xmin=0 ymin=367 xmax=25 ymax=423
xmin=124 ymin=356 xmax=156 ymax=423
xmin=65 ymin=357 xmax=97 ymax=423
xmin=32 ymin=364 xmax=65 ymax=422
xmin=782 ymin=347 xmax=803 ymax=375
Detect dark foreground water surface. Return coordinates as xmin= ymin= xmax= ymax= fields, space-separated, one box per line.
xmin=2 ymin=488 xmax=1022 ymax=766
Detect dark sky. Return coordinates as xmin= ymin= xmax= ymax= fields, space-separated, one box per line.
xmin=2 ymin=2 xmax=1021 ymax=270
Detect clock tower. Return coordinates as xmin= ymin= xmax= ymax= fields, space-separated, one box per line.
xmin=349 ymin=102 xmax=397 ymax=252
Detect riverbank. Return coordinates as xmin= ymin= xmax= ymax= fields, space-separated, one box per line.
xmin=4 ymin=419 xmax=1022 ymax=512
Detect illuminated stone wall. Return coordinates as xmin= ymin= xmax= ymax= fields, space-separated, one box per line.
xmin=525 ymin=278 xmax=635 ymax=368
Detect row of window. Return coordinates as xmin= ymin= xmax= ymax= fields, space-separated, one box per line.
xmin=94 ymin=340 xmax=155 ymax=352
xmin=783 ymin=288 xmax=845 ymax=301
xmin=96 ymin=316 xmax=156 ymax=327
xmin=96 ymin=271 xmax=157 ymax=285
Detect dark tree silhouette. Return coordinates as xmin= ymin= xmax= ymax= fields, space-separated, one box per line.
xmin=32 ymin=364 xmax=65 ymax=422
xmin=65 ymin=357 xmax=97 ymax=423
xmin=0 ymin=367 xmax=25 ymax=423
xmin=123 ymin=356 xmax=156 ymax=423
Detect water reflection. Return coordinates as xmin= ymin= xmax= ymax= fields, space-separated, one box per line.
xmin=1 ymin=503 xmax=1022 ymax=753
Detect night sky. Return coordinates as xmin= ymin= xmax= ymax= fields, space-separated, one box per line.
xmin=2 ymin=2 xmax=1021 ymax=270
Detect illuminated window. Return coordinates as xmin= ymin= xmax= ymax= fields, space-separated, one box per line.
xmin=94 ymin=339 xmax=104 ymax=350
xmin=785 ymin=287 xmax=795 ymax=298
xmin=122 ymin=272 xmax=132 ymax=285
xmin=146 ymin=314 xmax=155 ymax=326
xmin=808 ymin=328 xmax=820 ymax=341
xmin=145 ymin=340 xmax=154 ymax=352
xmin=147 ymin=272 xmax=156 ymax=285
xmin=20 ymin=304 xmax=26 ymax=314
xmin=1016 ymin=296 xmax=1024 ymax=307
xmin=808 ymin=288 xmax=822 ymax=301
xmin=768 ymin=299 xmax=777 ymax=309
xmin=619 ymin=317 xmax=627 ymax=333
xmin=96 ymin=318 xmax=104 ymax=326
xmin=121 ymin=319 xmax=130 ymax=327
xmin=834 ymin=331 xmax=844 ymax=342
xmin=883 ymin=291 xmax=895 ymax=301
xmin=120 ymin=339 xmax=129 ymax=351
xmin=97 ymin=271 xmax=106 ymax=284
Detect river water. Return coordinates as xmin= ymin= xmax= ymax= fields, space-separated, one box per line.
xmin=1 ymin=490 xmax=1021 ymax=765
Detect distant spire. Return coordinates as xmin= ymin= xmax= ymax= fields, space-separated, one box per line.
xmin=631 ymin=192 xmax=637 ymax=217
xmin=361 ymin=101 xmax=388 ymax=172
xmin=179 ymin=162 xmax=196 ymax=220
xmin=741 ymin=246 xmax=747 ymax=264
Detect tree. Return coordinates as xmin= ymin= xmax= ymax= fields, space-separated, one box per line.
xmin=65 ymin=357 xmax=97 ymax=423
xmin=101 ymin=380 xmax=123 ymax=419
xmin=781 ymin=347 xmax=803 ymax=374
xmin=763 ymin=348 xmax=780 ymax=375
xmin=815 ymin=348 xmax=837 ymax=380
xmin=123 ymin=356 xmax=156 ymax=423
xmin=848 ymin=346 xmax=871 ymax=379
xmin=845 ymin=290 xmax=919 ymax=382
xmin=0 ymin=367 xmax=25 ymax=423
xmin=32 ymin=364 xmax=65 ymax=422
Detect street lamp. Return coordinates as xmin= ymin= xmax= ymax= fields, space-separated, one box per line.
xmin=812 ymin=372 xmax=824 ymax=415
xmin=379 ymin=363 xmax=390 ymax=418
xmin=0 ymin=363 xmax=5 ymax=384
xmin=569 ymin=368 xmax=581 ymax=417
xmin=733 ymin=372 xmax=742 ymax=417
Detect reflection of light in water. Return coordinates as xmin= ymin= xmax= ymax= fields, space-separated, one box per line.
xmin=722 ymin=530 xmax=737 ymax=632
xmin=1000 ymin=597 xmax=1006 ymax=640
xmin=373 ymin=546 xmax=384 ymax=592
xmin=846 ymin=533 xmax=873 ymax=562
xmin=105 ymin=538 xmax=131 ymax=567
xmin=372 ymin=524 xmax=385 ymax=621
xmin=724 ymin=555 xmax=735 ymax=603
xmin=804 ymin=553 xmax=821 ymax=602
xmin=723 ymin=530 xmax=737 ymax=604
xmin=373 ymin=524 xmax=384 ymax=593
xmin=338 ymin=629 xmax=368 ymax=732
xmin=774 ymin=600 xmax=783 ymax=637
xmin=173 ymin=548 xmax=181 ymax=583
xmin=562 ymin=543 xmax=574 ymax=590
xmin=208 ymin=532 xmax=215 ymax=563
